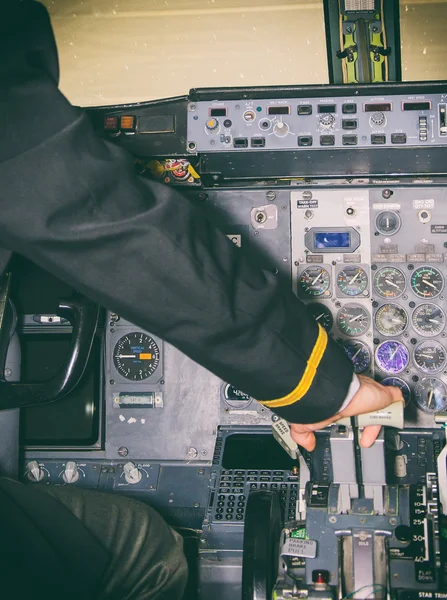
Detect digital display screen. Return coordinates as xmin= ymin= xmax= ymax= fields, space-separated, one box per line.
xmin=318 ymin=104 xmax=336 ymax=114
xmin=315 ymin=232 xmax=351 ymax=249
xmin=403 ymin=102 xmax=431 ymax=111
xmin=364 ymin=103 xmax=392 ymax=112
xmin=210 ymin=108 xmax=227 ymax=117
xmin=21 ymin=334 xmax=101 ymax=445
xmin=267 ymin=106 xmax=290 ymax=115
xmin=222 ymin=434 xmax=296 ymax=470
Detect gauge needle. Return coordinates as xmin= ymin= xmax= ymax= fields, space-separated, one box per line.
xmin=390 ymin=349 xmax=398 ymax=360
xmin=385 ymin=279 xmax=400 ymax=289
xmin=349 ymin=314 xmax=363 ymax=322
xmin=428 ymin=389 xmax=434 ymax=409
xmin=315 ymin=313 xmax=325 ymax=321
xmin=352 ymin=348 xmax=361 ymax=360
xmin=311 ymin=274 xmax=322 ymax=285
xmin=117 ymin=354 xmax=136 ymax=358
xmin=428 ymin=318 xmax=440 ymax=324
xmin=390 ymin=318 xmax=402 ymax=323
xmin=419 ymin=353 xmax=434 ymax=359
xmin=349 ymin=272 xmax=360 ymax=285
xmin=422 ymin=279 xmax=437 ymax=289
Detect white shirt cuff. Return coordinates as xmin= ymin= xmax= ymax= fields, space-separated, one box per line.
xmin=338 ymin=373 xmax=360 ymax=413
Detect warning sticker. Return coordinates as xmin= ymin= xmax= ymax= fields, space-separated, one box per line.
xmin=431 ymin=225 xmax=447 ymax=234
xmin=297 ymin=199 xmax=318 ymax=209
xmin=281 ymin=538 xmax=317 ymax=559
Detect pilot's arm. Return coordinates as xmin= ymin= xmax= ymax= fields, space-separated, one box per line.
xmin=0 ymin=2 xmax=400 ymax=433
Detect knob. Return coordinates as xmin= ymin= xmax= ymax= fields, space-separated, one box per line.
xmin=205 ymin=118 xmax=219 ymax=132
xmin=387 ymin=433 xmax=404 ymax=451
xmin=123 ymin=462 xmax=142 ymax=484
xmin=370 ymin=111 xmax=386 ymax=127
xmin=273 ymin=121 xmax=289 ymax=137
xmin=26 ymin=460 xmax=44 ymax=483
xmin=319 ymin=114 xmax=335 ymax=129
xmin=63 ymin=461 xmax=80 ymax=484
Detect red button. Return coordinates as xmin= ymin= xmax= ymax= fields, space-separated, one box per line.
xmin=103 ymin=116 xmax=119 ymax=132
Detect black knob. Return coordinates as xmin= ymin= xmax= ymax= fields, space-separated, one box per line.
xmin=394 ymin=525 xmax=412 ymax=543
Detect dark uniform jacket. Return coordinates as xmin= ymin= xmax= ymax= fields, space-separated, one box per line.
xmin=0 ymin=0 xmax=355 ymax=425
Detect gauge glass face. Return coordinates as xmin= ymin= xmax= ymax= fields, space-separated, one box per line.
xmin=375 ymin=211 xmax=401 ymax=235
xmin=411 ymin=303 xmax=446 ymax=337
xmin=381 ymin=377 xmax=411 ymax=406
xmin=374 ymin=303 xmax=408 ymax=337
xmin=410 ymin=266 xmax=444 ymax=299
xmin=413 ymin=341 xmax=447 ymax=374
xmin=337 ymin=303 xmax=371 ymax=337
xmin=113 ymin=332 xmax=160 ymax=380
xmin=375 ymin=341 xmax=409 ymax=374
xmin=414 ymin=377 xmax=447 ymax=413
xmin=306 ymin=303 xmax=333 ymax=331
xmin=337 ymin=266 xmax=368 ymax=297
xmin=373 ymin=267 xmax=406 ymax=299
xmin=299 ymin=267 xmax=330 ymax=297
xmin=343 ymin=340 xmax=371 ymax=374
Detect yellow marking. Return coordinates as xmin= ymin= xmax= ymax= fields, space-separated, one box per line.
xmin=139 ymin=353 xmax=152 ymax=360
xmin=260 ymin=325 xmax=328 ymax=408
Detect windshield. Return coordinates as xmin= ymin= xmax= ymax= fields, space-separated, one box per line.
xmin=42 ymin=0 xmax=447 ymax=107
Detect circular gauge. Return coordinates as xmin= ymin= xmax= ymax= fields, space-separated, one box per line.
xmin=410 ymin=266 xmax=444 ymax=299
xmin=337 ymin=266 xmax=368 ymax=297
xmin=375 ymin=304 xmax=408 ymax=337
xmin=375 ymin=340 xmax=409 ymax=374
xmin=343 ymin=340 xmax=371 ymax=374
xmin=381 ymin=377 xmax=411 ymax=406
xmin=413 ymin=340 xmax=447 ymax=374
xmin=113 ymin=332 xmax=160 ymax=380
xmin=337 ymin=303 xmax=371 ymax=337
xmin=375 ymin=211 xmax=401 ymax=235
xmin=414 ymin=377 xmax=447 ymax=413
xmin=306 ymin=303 xmax=333 ymax=331
xmin=412 ymin=303 xmax=446 ymax=337
xmin=373 ymin=267 xmax=406 ymax=299
xmin=299 ymin=267 xmax=330 ymax=297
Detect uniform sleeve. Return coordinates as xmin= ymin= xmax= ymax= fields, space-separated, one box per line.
xmin=0 ymin=1 xmax=355 ymax=424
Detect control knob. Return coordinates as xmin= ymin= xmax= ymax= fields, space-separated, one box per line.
xmin=318 ymin=114 xmax=335 ymax=129
xmin=205 ymin=118 xmax=219 ymax=133
xmin=370 ymin=112 xmax=386 ymax=127
xmin=273 ymin=121 xmax=289 ymax=137
xmin=63 ymin=461 xmax=80 ymax=484
xmin=123 ymin=462 xmax=142 ymax=484
xmin=26 ymin=460 xmax=44 ymax=483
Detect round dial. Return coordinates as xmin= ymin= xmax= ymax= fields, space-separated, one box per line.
xmin=299 ymin=267 xmax=330 ymax=297
xmin=375 ymin=211 xmax=401 ymax=235
xmin=306 ymin=303 xmax=333 ymax=331
xmin=412 ymin=303 xmax=446 ymax=337
xmin=113 ymin=332 xmax=160 ymax=380
xmin=343 ymin=340 xmax=371 ymax=374
xmin=273 ymin=121 xmax=289 ymax=137
xmin=319 ymin=114 xmax=335 ymax=129
xmin=414 ymin=377 xmax=447 ymax=413
xmin=381 ymin=377 xmax=411 ymax=406
xmin=337 ymin=266 xmax=368 ymax=297
xmin=375 ymin=340 xmax=409 ymax=374
xmin=337 ymin=303 xmax=371 ymax=337
xmin=373 ymin=267 xmax=406 ymax=299
xmin=370 ymin=111 xmax=386 ymax=127
xmin=375 ymin=304 xmax=408 ymax=337
xmin=410 ymin=266 xmax=444 ymax=299
xmin=413 ymin=340 xmax=447 ymax=374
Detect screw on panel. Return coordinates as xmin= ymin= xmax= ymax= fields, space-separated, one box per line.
xmin=329 ymin=516 xmax=337 ymax=523
xmin=198 ymin=469 xmax=205 ymax=475
xmin=194 ymin=502 xmax=200 ymax=508
xmin=110 ymin=380 xmax=115 ymax=385
xmin=201 ymin=450 xmax=208 ymax=456
xmin=266 ymin=191 xmax=276 ymax=201
xmin=389 ymin=517 xmax=398 ymax=526
xmin=118 ymin=447 xmax=129 ymax=457
xmin=360 ymin=518 xmax=367 ymax=524
xmin=189 ymin=104 xmax=197 ymax=112
xmin=188 ymin=447 xmax=198 ymax=459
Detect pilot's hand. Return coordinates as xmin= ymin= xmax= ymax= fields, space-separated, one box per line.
xmin=289 ymin=375 xmax=404 ymax=452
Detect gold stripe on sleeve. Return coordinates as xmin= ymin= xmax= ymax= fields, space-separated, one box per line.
xmin=260 ymin=324 xmax=328 ymax=409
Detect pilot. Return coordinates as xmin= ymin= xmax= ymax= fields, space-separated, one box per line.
xmin=0 ymin=2 xmax=403 ymax=599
